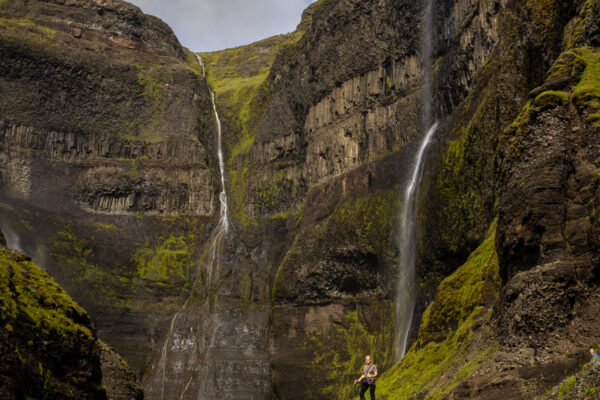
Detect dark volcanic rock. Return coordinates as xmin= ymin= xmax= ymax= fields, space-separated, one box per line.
xmin=3 ymin=0 xmax=600 ymax=399
xmin=100 ymin=344 xmax=144 ymax=400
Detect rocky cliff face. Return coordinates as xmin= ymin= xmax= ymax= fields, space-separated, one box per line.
xmin=3 ymin=0 xmax=600 ymax=399
xmin=0 ymin=0 xmax=220 ymax=395
xmin=0 ymin=234 xmax=143 ymax=400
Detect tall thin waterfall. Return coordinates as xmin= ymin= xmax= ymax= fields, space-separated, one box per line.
xmin=199 ymin=54 xmax=229 ymax=242
xmin=204 ymin=55 xmax=230 ymax=285
xmin=394 ymin=123 xmax=438 ymax=360
xmin=394 ymin=0 xmax=437 ymax=361
xmin=147 ymin=54 xmax=230 ymax=400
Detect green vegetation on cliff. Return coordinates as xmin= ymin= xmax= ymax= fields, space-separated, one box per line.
xmin=434 ymin=79 xmax=497 ymax=256
xmin=272 ymin=190 xmax=401 ymax=399
xmin=273 ymin=189 xmax=401 ymax=299
xmin=200 ymin=32 xmax=303 ymax=226
xmin=377 ymin=223 xmax=500 ymax=399
xmin=329 ymin=191 xmax=401 ymax=259
xmin=569 ymin=48 xmax=600 ymax=127
xmin=0 ymin=247 xmax=92 ymax=339
xmin=0 ymin=245 xmax=128 ymax=399
xmin=0 ymin=15 xmax=57 ymax=49
xmin=133 ymin=233 xmax=195 ymax=282
xmin=306 ymin=305 xmax=395 ymax=400
xmin=505 ymin=45 xmax=600 ymax=157
xmin=541 ymin=356 xmax=600 ymax=400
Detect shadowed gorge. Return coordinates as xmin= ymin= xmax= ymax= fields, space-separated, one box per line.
xmin=2 ymin=0 xmax=600 ymax=399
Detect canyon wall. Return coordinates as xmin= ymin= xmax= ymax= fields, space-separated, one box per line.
xmin=2 ymin=0 xmax=600 ymax=399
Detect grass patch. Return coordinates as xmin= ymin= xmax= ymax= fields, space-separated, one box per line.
xmin=0 ymin=16 xmax=57 ymax=49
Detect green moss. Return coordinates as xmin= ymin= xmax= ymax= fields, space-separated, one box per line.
xmin=507 ymin=46 xmax=600 ymax=154
xmin=133 ymin=234 xmax=195 ymax=282
xmin=330 ymin=191 xmax=401 ymax=257
xmin=0 ymin=16 xmax=57 ymax=49
xmin=51 ymin=230 xmax=130 ymax=308
xmin=254 ymin=169 xmax=288 ymax=210
xmin=571 ymin=47 xmax=600 ymax=127
xmin=273 ymin=190 xmax=400 ymax=299
xmin=376 ymin=223 xmax=500 ymax=399
xmin=585 ymin=386 xmax=599 ymax=398
xmin=130 ymin=63 xmax=166 ymax=142
xmin=534 ymin=90 xmax=570 ymax=108
xmin=305 ymin=306 xmax=395 ymax=400
xmin=93 ymin=222 xmax=119 ymax=231
xmin=136 ymin=64 xmax=164 ymax=107
xmin=0 ymin=248 xmax=92 ymax=339
xmin=434 ymin=81 xmax=497 ymax=255
xmin=200 ymin=32 xmax=301 ymax=226
xmin=557 ymin=376 xmax=577 ymax=399
xmin=566 ymin=0 xmax=599 ymax=49
xmin=0 ymin=17 xmax=55 ymax=39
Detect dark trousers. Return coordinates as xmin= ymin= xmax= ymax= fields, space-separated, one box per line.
xmin=360 ymin=383 xmax=375 ymax=400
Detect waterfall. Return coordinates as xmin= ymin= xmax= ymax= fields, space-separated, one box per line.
xmin=147 ymin=54 xmax=230 ymax=400
xmin=394 ymin=122 xmax=438 ymax=360
xmin=203 ymin=53 xmax=230 ymax=285
xmin=199 ymin=54 xmax=229 ymax=241
xmin=1 ymin=224 xmax=24 ymax=253
xmin=394 ymin=0 xmax=437 ymax=361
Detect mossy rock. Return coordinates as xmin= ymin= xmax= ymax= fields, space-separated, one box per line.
xmin=376 ymin=223 xmax=500 ymax=400
xmin=0 ymin=246 xmax=105 ymax=399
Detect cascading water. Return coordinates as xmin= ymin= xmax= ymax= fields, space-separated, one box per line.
xmin=1 ymin=224 xmax=24 ymax=253
xmin=394 ymin=123 xmax=438 ymax=360
xmin=146 ymin=54 xmax=230 ymax=400
xmin=205 ymin=86 xmax=230 ymax=286
xmin=394 ymin=0 xmax=437 ymax=361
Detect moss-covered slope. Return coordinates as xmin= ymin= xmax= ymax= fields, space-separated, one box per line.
xmin=0 ymin=243 xmax=144 ymax=399
xmin=0 ymin=246 xmax=104 ymax=399
xmin=377 ymin=225 xmax=500 ymax=399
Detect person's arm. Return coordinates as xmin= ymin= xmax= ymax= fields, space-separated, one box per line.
xmin=372 ymin=366 xmax=378 ymax=378
xmin=354 ymin=374 xmax=365 ymax=384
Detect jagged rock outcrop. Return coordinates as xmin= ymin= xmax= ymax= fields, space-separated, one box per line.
xmin=101 ymin=344 xmax=144 ymax=400
xmin=0 ymin=242 xmax=142 ymax=399
xmin=542 ymin=359 xmax=600 ymax=399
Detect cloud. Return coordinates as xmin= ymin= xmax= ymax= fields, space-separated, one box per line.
xmin=129 ymin=0 xmax=315 ymax=52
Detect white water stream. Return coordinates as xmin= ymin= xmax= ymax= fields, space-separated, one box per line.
xmin=394 ymin=0 xmax=438 ymax=360
xmin=150 ymin=54 xmax=230 ymax=400
xmin=394 ymin=122 xmax=438 ymax=360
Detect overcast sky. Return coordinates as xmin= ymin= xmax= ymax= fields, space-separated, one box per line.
xmin=129 ymin=0 xmax=315 ymax=52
